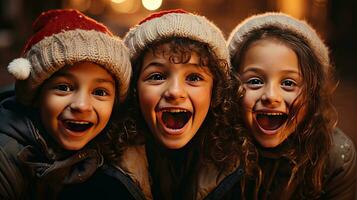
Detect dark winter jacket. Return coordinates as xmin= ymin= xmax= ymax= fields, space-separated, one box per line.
xmin=63 ymin=141 xmax=245 ymax=200
xmin=100 ymin=146 xmax=243 ymax=200
xmin=0 ymin=96 xmax=104 ymax=199
xmin=245 ymin=128 xmax=357 ymax=200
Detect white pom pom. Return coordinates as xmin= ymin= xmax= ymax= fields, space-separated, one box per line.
xmin=7 ymin=58 xmax=32 ymax=80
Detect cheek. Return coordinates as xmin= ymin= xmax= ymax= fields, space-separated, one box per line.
xmin=240 ymin=91 xmax=258 ymax=126
xmin=241 ymin=90 xmax=257 ymax=110
xmin=37 ymin=92 xmax=64 ymax=136
xmin=193 ymin=87 xmax=212 ymax=113
xmin=139 ymin=86 xmax=157 ymax=106
xmin=39 ymin=93 xmax=62 ymax=120
xmin=98 ymin=102 xmax=115 ymax=124
xmin=137 ymin=86 xmax=158 ymax=122
xmin=285 ymin=88 xmax=302 ymax=104
xmin=285 ymin=94 xmax=299 ymax=106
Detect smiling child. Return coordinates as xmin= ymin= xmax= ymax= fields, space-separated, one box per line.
xmin=94 ymin=9 xmax=246 ymax=200
xmin=0 ymin=9 xmax=131 ymax=199
xmin=228 ymin=12 xmax=357 ymax=199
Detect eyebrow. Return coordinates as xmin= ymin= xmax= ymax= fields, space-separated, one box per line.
xmin=52 ymin=71 xmax=115 ymax=85
xmin=142 ymin=61 xmax=165 ymax=71
xmin=94 ymin=78 xmax=115 ymax=85
xmin=241 ymin=67 xmax=300 ymax=75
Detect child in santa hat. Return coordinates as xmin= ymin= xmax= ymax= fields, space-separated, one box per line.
xmin=87 ymin=9 xmax=247 ymax=200
xmin=0 ymin=9 xmax=131 ymax=199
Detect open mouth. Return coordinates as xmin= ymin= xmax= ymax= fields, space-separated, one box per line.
xmin=161 ymin=109 xmax=192 ymax=130
xmin=63 ymin=120 xmax=94 ymax=132
xmin=256 ymin=112 xmax=288 ymax=130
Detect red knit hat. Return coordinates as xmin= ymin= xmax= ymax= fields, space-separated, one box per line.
xmin=124 ymin=9 xmax=229 ymax=69
xmin=7 ymin=9 xmax=131 ymax=105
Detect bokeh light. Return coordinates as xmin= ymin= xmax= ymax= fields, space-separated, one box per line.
xmin=111 ymin=0 xmax=140 ymax=14
xmin=142 ymin=0 xmax=162 ymax=11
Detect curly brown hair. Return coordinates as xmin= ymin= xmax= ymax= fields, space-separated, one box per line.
xmin=231 ymin=27 xmax=338 ymax=198
xmin=112 ymin=37 xmax=246 ymax=170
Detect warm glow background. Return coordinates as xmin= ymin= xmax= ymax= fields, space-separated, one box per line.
xmin=0 ymin=0 xmax=356 ymax=147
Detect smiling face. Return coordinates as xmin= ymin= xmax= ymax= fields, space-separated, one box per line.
xmin=238 ymin=38 xmax=305 ymax=148
xmin=38 ymin=62 xmax=116 ymax=150
xmin=137 ymin=43 xmax=214 ymax=149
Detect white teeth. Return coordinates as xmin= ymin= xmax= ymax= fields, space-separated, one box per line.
xmin=263 ymin=113 xmax=283 ymax=116
xmin=162 ymin=108 xmax=188 ymax=113
xmin=66 ymin=120 xmax=90 ymax=125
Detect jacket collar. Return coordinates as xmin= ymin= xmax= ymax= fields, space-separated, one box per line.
xmin=117 ymin=145 xmax=242 ymax=200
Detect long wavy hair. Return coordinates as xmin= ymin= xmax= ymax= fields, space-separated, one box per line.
xmin=111 ymin=37 xmax=246 ymax=170
xmin=231 ymin=27 xmax=337 ymax=198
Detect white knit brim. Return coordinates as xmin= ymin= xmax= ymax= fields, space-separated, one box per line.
xmin=124 ymin=12 xmax=229 ymax=64
xmin=227 ymin=12 xmax=330 ymax=71
xmin=14 ymin=29 xmax=131 ymax=105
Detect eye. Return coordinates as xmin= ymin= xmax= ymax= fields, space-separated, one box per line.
xmin=245 ymin=77 xmax=263 ymax=89
xmin=54 ymin=84 xmax=72 ymax=92
xmin=93 ymin=88 xmax=109 ymax=96
xmin=186 ymin=73 xmax=203 ymax=82
xmin=281 ymin=79 xmax=297 ymax=90
xmin=147 ymin=73 xmax=165 ymax=81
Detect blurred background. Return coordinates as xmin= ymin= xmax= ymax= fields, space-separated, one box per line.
xmin=0 ymin=0 xmax=356 ymax=147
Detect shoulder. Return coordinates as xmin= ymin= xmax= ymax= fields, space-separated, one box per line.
xmin=328 ymin=128 xmax=356 ymax=168
xmin=322 ymin=129 xmax=357 ymax=198
xmin=325 ymin=128 xmax=356 ymax=181
xmin=0 ymin=96 xmax=32 ymax=199
xmin=0 ymin=96 xmax=37 ymax=145
xmin=0 ymin=96 xmax=39 ymax=161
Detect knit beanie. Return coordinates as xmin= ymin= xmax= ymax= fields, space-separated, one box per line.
xmin=227 ymin=12 xmax=330 ymax=71
xmin=124 ymin=9 xmax=229 ymax=69
xmin=7 ymin=9 xmax=131 ymax=105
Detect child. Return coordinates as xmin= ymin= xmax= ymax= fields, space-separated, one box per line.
xmin=0 ymin=9 xmax=131 ymax=199
xmin=92 ymin=9 xmax=246 ymax=200
xmin=227 ymin=12 xmax=357 ymax=199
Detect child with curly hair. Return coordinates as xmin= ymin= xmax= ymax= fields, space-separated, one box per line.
xmin=228 ymin=12 xmax=357 ymax=199
xmin=93 ymin=9 xmax=247 ymax=200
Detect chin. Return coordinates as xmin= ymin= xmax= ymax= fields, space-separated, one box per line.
xmin=255 ymin=136 xmax=283 ymax=148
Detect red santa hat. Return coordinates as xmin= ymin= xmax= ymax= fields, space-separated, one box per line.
xmin=8 ymin=9 xmax=131 ymax=104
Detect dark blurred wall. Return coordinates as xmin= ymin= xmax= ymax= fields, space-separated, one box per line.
xmin=327 ymin=0 xmax=357 ymax=147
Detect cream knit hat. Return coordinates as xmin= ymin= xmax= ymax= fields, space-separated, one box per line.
xmin=227 ymin=12 xmax=330 ymax=71
xmin=7 ymin=9 xmax=131 ymax=105
xmin=124 ymin=9 xmax=229 ymax=66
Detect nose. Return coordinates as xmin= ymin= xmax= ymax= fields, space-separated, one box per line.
xmin=261 ymin=83 xmax=282 ymax=107
xmin=70 ymin=91 xmax=92 ymax=112
xmin=164 ymin=78 xmax=187 ymax=102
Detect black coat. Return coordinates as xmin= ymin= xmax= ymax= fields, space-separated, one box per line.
xmin=0 ymin=96 xmax=103 ymax=200
xmin=61 ymin=143 xmax=244 ymax=200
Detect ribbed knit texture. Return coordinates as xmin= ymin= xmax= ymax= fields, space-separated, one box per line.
xmin=124 ymin=12 xmax=229 ymax=67
xmin=9 ymin=9 xmax=131 ymax=105
xmin=16 ymin=30 xmax=131 ymax=104
xmin=227 ymin=12 xmax=330 ymax=72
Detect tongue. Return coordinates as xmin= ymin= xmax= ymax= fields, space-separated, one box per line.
xmin=162 ymin=112 xmax=189 ymax=129
xmin=256 ymin=114 xmax=285 ymax=130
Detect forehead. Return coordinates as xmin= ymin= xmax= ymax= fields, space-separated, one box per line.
xmin=49 ymin=62 xmax=114 ymax=81
xmin=240 ymin=38 xmax=300 ymax=73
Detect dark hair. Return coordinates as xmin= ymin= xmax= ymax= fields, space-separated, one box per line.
xmin=115 ymin=37 xmax=245 ymax=169
xmin=231 ymin=27 xmax=337 ymax=198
